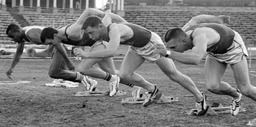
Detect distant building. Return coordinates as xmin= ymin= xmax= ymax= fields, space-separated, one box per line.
xmin=1 ymin=0 xmax=125 ymax=14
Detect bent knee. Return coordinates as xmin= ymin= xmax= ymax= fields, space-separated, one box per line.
xmin=77 ymin=63 xmax=91 ymax=72
xmin=206 ymin=83 xmax=220 ymax=92
xmin=48 ymin=71 xmax=59 ymax=79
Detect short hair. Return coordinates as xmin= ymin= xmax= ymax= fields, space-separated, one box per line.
xmin=6 ymin=23 xmax=20 ymax=35
xmin=164 ymin=28 xmax=185 ymax=42
xmin=218 ymin=15 xmax=230 ymax=24
xmin=82 ymin=16 xmax=102 ymax=30
xmin=40 ymin=27 xmax=58 ymax=43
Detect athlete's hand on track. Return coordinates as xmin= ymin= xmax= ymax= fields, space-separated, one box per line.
xmin=26 ymin=47 xmax=36 ymax=57
xmin=6 ymin=69 xmax=13 ymax=80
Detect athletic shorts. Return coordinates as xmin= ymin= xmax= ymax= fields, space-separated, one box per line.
xmin=207 ymin=30 xmax=248 ymax=64
xmin=89 ymin=41 xmax=108 ymax=52
xmin=130 ymin=32 xmax=164 ymax=62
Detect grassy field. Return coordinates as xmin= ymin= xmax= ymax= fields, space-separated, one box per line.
xmin=0 ymin=58 xmax=256 ymax=127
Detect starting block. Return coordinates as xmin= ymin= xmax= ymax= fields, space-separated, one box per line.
xmin=75 ymin=90 xmax=109 ymax=96
xmin=121 ymin=95 xmax=178 ymax=104
xmin=74 ymin=89 xmax=126 ymax=97
xmin=0 ymin=80 xmax=31 ymax=85
xmin=188 ymin=102 xmax=246 ymax=116
xmin=121 ymin=86 xmax=178 ymax=104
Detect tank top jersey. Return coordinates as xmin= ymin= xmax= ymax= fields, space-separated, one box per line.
xmin=22 ymin=26 xmax=45 ymax=42
xmin=60 ymin=24 xmax=96 ymax=46
xmin=186 ymin=23 xmax=235 ymax=54
xmin=107 ymin=23 xmax=151 ymax=48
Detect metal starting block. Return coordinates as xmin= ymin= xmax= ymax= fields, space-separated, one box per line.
xmin=121 ymin=86 xmax=178 ymax=104
xmin=74 ymin=89 xmax=126 ymax=97
xmin=75 ymin=90 xmax=109 ymax=96
xmin=188 ymin=102 xmax=246 ymax=116
xmin=121 ymin=95 xmax=179 ymax=104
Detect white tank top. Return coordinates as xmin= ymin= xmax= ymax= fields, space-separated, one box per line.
xmin=22 ymin=26 xmax=45 ymax=42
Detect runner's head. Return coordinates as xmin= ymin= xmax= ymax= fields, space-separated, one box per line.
xmin=82 ymin=16 xmax=104 ymax=41
xmin=40 ymin=27 xmax=58 ymax=44
xmin=6 ymin=23 xmax=23 ymax=43
xmin=164 ymin=28 xmax=193 ymax=52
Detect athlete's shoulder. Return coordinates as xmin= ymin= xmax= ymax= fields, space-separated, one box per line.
xmin=25 ymin=26 xmax=45 ymax=44
xmin=23 ymin=26 xmax=45 ymax=31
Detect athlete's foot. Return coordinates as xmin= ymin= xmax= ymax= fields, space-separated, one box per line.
xmin=109 ymin=75 xmax=120 ymax=96
xmin=81 ymin=76 xmax=98 ymax=91
xmin=143 ymin=86 xmax=162 ymax=107
xmin=231 ymin=89 xmax=242 ymax=116
xmin=195 ymin=93 xmax=209 ymax=116
xmin=88 ymin=78 xmax=98 ymax=91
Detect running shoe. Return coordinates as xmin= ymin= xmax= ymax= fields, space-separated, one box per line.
xmin=143 ymin=86 xmax=162 ymax=107
xmin=231 ymin=89 xmax=242 ymax=116
xmin=195 ymin=93 xmax=209 ymax=116
xmin=88 ymin=78 xmax=98 ymax=91
xmin=109 ymin=75 xmax=120 ymax=96
xmin=81 ymin=76 xmax=98 ymax=91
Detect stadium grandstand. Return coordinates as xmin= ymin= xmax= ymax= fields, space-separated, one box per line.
xmin=0 ymin=0 xmax=256 ymax=58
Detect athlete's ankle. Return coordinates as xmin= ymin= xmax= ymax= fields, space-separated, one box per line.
xmin=104 ymin=73 xmax=112 ymax=81
xmin=234 ymin=90 xmax=242 ymax=101
xmin=109 ymin=74 xmax=117 ymax=82
xmin=196 ymin=93 xmax=204 ymax=103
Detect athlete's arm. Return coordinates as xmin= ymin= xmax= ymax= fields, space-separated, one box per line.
xmin=102 ymin=12 xmax=127 ymax=26
xmin=167 ymin=28 xmax=218 ymax=65
xmin=74 ymin=24 xmax=120 ymax=58
xmin=6 ymin=42 xmax=25 ymax=79
xmin=182 ymin=14 xmax=224 ymax=31
xmin=75 ymin=8 xmax=106 ymax=25
xmin=51 ymin=38 xmax=75 ymax=70
xmin=192 ymin=15 xmax=224 ymax=24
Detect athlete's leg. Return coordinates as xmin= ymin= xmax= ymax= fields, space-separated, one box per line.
xmin=119 ymin=48 xmax=163 ymax=106
xmin=49 ymin=45 xmax=84 ymax=82
xmin=78 ymin=58 xmax=108 ymax=78
xmin=77 ymin=42 xmax=113 ymax=79
xmin=98 ymin=57 xmax=115 ymax=74
xmin=205 ymin=56 xmax=239 ymax=97
xmin=98 ymin=57 xmax=134 ymax=87
xmin=77 ymin=42 xmax=121 ymax=95
xmin=119 ymin=48 xmax=155 ymax=91
xmin=156 ymin=57 xmax=203 ymax=102
xmin=231 ymin=57 xmax=256 ymax=101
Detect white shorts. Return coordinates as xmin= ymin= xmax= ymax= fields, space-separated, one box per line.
xmin=89 ymin=41 xmax=108 ymax=52
xmin=130 ymin=32 xmax=164 ymax=62
xmin=207 ymin=30 xmax=248 ymax=64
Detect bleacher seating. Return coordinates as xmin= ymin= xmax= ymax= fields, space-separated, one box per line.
xmin=0 ymin=6 xmax=256 ymax=56
xmin=123 ymin=7 xmax=256 ymax=46
xmin=0 ymin=10 xmax=19 ymax=45
xmin=22 ymin=12 xmax=78 ymax=28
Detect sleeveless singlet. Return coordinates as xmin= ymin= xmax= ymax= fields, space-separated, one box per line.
xmin=22 ymin=26 xmax=45 ymax=43
xmin=186 ymin=23 xmax=235 ymax=54
xmin=60 ymin=24 xmax=96 ymax=46
xmin=107 ymin=23 xmax=151 ymax=48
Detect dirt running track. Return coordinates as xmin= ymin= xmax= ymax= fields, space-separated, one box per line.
xmin=0 ymin=58 xmax=256 ymax=127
